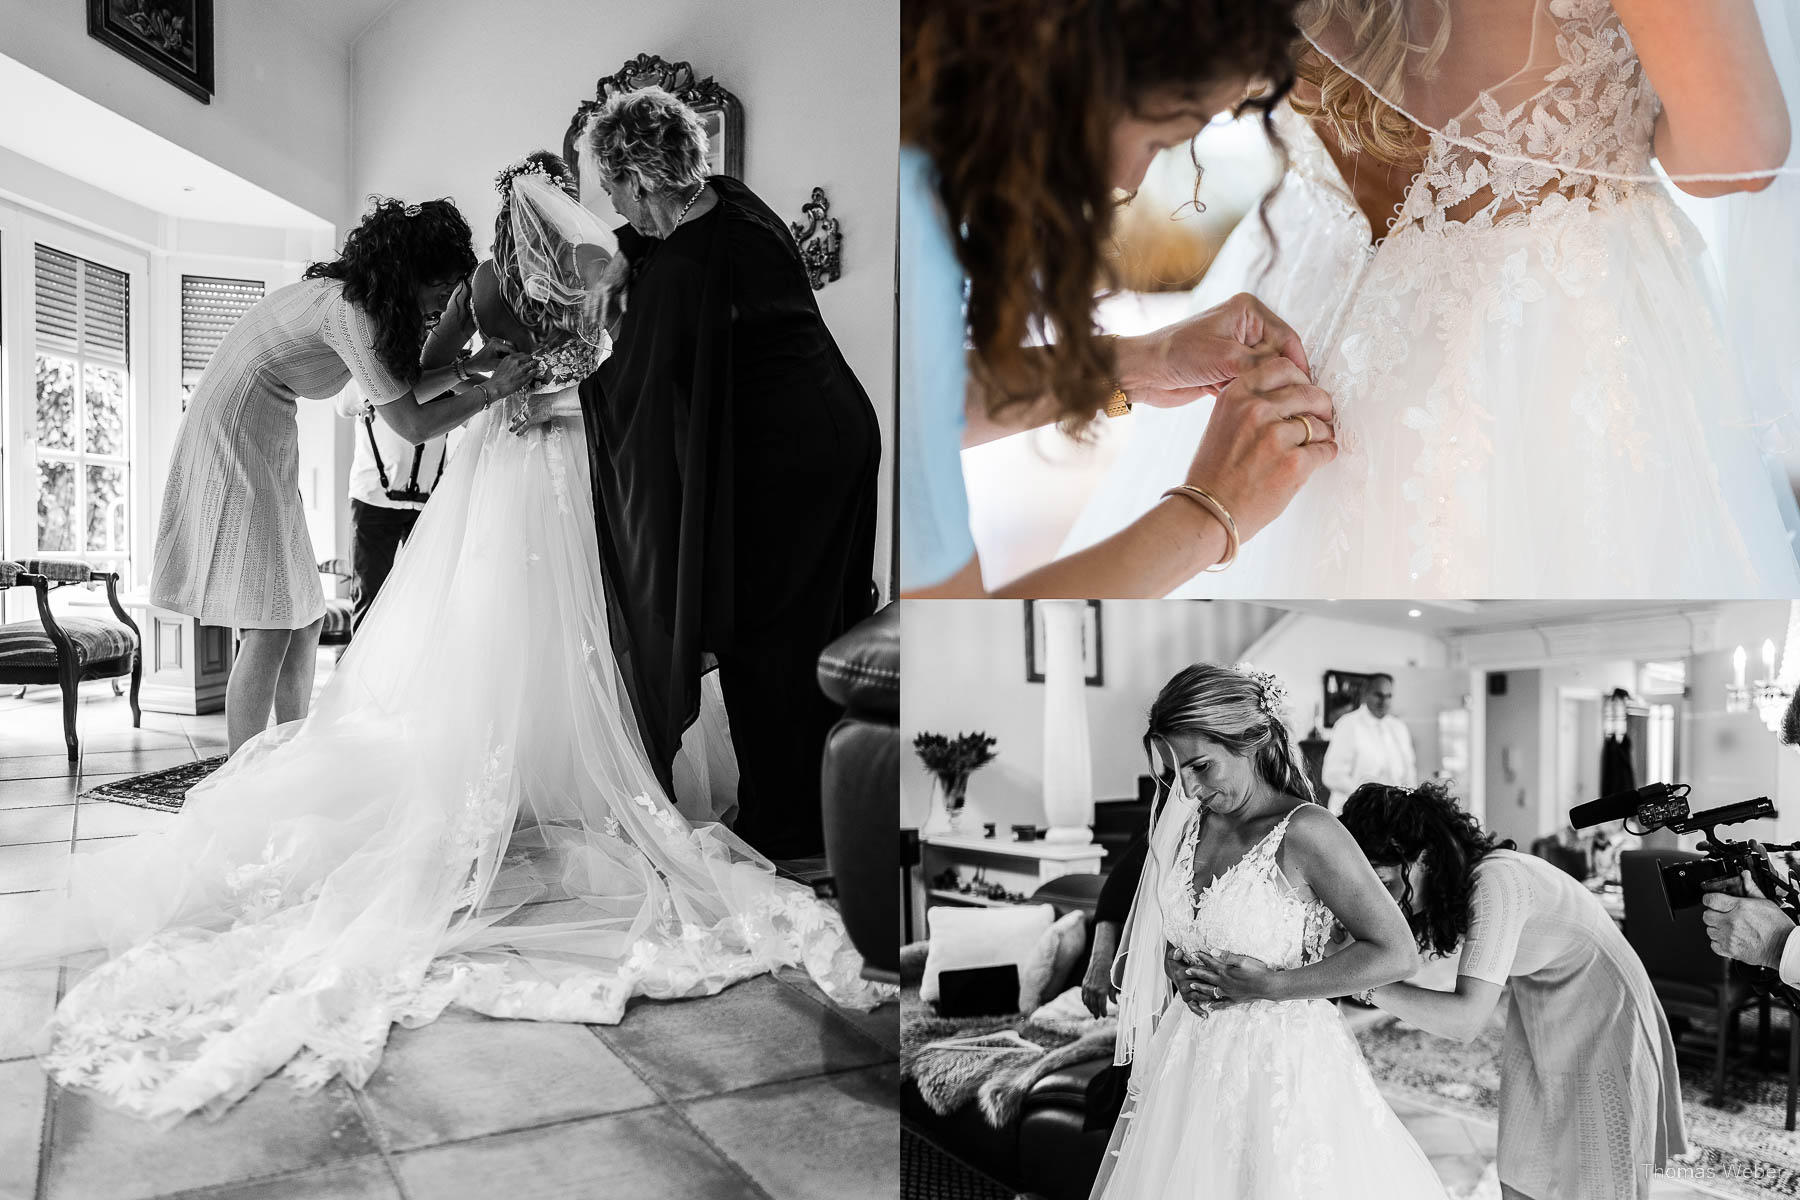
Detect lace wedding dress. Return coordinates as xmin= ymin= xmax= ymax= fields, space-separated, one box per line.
xmin=1092 ymin=809 xmax=1445 ymax=1200
xmin=0 ymin=338 xmax=890 ymax=1127
xmin=1063 ymin=0 xmax=1800 ymax=597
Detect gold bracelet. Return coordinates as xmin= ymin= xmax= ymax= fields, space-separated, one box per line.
xmin=1104 ymin=387 xmax=1133 ymax=418
xmin=1161 ymin=484 xmax=1239 ymax=572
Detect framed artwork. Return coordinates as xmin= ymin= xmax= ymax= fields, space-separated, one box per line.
xmin=1024 ymin=600 xmax=1104 ymax=687
xmin=1323 ymin=669 xmax=1382 ymax=728
xmin=88 ymin=0 xmax=214 ymax=104
xmin=567 ymin=54 xmax=745 ymax=182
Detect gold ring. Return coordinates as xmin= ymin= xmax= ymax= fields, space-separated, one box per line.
xmin=1289 ymin=413 xmax=1316 ymax=446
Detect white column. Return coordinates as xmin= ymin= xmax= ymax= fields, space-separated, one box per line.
xmin=1038 ymin=600 xmax=1096 ymax=845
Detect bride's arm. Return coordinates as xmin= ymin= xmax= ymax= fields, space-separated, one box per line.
xmin=1615 ymin=0 xmax=1790 ymax=195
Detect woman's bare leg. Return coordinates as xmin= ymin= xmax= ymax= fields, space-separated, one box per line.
xmin=226 ymin=629 xmax=291 ymax=753
xmin=273 ymin=618 xmax=325 ymax=725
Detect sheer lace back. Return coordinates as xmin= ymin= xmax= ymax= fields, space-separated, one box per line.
xmin=1402 ymin=0 xmax=1659 ymax=232
xmin=1305 ymin=0 xmax=1663 ymax=235
xmin=1161 ymin=808 xmax=1334 ymax=973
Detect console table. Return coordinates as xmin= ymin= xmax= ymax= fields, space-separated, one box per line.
xmin=912 ymin=832 xmax=1105 ymax=928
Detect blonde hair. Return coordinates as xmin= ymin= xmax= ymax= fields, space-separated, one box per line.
xmin=585 ymin=86 xmax=709 ymax=198
xmin=1290 ymin=0 xmax=1450 ymax=167
xmin=1144 ymin=663 xmax=1316 ymax=803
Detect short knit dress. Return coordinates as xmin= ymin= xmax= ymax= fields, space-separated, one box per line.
xmin=152 ymin=278 xmax=410 ymax=629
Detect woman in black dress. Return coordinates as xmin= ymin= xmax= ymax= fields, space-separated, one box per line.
xmin=574 ymin=86 xmax=879 ymax=859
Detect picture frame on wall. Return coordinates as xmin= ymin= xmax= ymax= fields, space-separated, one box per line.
xmin=1024 ymin=600 xmax=1103 ymax=687
xmin=1323 ymin=669 xmax=1382 ymax=728
xmin=570 ymin=53 xmax=745 ymax=181
xmin=87 ymin=0 xmax=215 ymax=104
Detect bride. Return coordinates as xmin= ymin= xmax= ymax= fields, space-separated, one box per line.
xmin=1063 ymin=0 xmax=1800 ymax=597
xmin=0 ymin=153 xmax=889 ymax=1127
xmin=1094 ymin=663 xmax=1445 ymax=1199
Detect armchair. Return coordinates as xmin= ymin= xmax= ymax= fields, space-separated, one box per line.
xmin=0 ymin=560 xmax=141 ymax=759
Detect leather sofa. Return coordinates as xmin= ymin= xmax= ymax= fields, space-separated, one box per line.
xmin=817 ymin=602 xmax=900 ymax=984
xmin=903 ymin=873 xmax=1115 ymax=1200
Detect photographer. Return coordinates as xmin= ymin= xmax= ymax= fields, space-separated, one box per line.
xmin=1701 ymin=853 xmax=1800 ymax=982
xmin=1339 ymin=782 xmax=1686 ymax=1200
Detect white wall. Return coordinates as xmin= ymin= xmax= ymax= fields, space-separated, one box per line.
xmin=901 ymin=600 xmax=1289 ymax=831
xmin=0 ymin=3 xmax=351 ymax=223
xmin=352 ymin=0 xmax=899 ymax=589
xmin=1245 ymin=613 xmax=1468 ymax=790
xmin=899 ymin=602 xmax=1466 ymax=832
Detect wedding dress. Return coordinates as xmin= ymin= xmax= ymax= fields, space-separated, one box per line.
xmin=0 ymin=287 xmax=889 ymax=1128
xmin=1063 ymin=0 xmax=1800 ymax=597
xmin=1092 ymin=806 xmax=1445 ymax=1199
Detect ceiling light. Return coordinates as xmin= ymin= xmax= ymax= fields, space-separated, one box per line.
xmin=1408 ymin=609 xmax=1422 ymax=618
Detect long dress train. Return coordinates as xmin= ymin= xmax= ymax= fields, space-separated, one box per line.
xmin=0 ymin=359 xmax=890 ymax=1127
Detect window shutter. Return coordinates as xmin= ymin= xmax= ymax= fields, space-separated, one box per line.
xmin=34 ymin=245 xmax=129 ymax=362
xmin=181 ymin=275 xmax=265 ymax=376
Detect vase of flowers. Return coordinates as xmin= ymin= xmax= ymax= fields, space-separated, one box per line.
xmin=913 ymin=731 xmax=997 ymax=835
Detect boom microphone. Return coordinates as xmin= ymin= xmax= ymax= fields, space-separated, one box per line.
xmin=1569 ymin=782 xmax=1679 ymax=830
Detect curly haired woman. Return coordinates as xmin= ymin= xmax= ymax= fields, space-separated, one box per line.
xmin=1340 ymin=781 xmax=1686 ymax=1199
xmin=152 ymin=198 xmax=540 ymax=752
xmin=900 ymin=0 xmax=1340 ymax=598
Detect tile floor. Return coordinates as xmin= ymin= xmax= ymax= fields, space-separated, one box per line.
xmin=0 ymin=678 xmax=899 ymax=1200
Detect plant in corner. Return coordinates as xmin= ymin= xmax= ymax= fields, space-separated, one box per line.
xmin=913 ymin=731 xmax=997 ymax=835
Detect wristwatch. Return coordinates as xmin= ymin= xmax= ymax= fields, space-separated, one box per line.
xmin=1104 ymin=387 xmax=1133 ymax=418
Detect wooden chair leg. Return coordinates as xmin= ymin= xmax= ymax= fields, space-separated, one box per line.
xmin=1714 ymin=994 xmax=1729 ymax=1105
xmin=58 ymin=666 xmax=80 ymax=762
xmin=1789 ymin=1013 xmax=1798 ymax=1132
xmin=1760 ymin=999 xmax=1772 ymax=1066
xmin=127 ymin=655 xmax=142 ymax=728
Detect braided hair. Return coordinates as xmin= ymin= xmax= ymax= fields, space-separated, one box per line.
xmin=1143 ymin=662 xmax=1316 ymax=806
xmin=304 ymin=197 xmax=477 ymax=385
xmin=1338 ymin=780 xmax=1514 ymax=958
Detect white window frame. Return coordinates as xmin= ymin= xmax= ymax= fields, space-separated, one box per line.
xmin=0 ymin=204 xmax=148 ymax=612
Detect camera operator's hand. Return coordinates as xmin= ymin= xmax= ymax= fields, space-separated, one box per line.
xmin=1702 ymin=867 xmax=1795 ymax=972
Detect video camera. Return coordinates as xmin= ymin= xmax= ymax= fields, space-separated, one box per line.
xmin=1572 ymin=782 xmax=1800 ymax=1008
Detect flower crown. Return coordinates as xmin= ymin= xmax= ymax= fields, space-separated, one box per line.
xmin=1236 ymin=662 xmax=1288 ymax=724
xmin=494 ymin=156 xmax=562 ymax=197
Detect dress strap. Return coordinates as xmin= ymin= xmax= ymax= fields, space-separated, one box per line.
xmin=1249 ymin=807 xmax=1303 ymax=869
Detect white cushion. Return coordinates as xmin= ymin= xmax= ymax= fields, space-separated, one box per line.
xmin=921 ymin=903 xmax=1056 ymax=1009
xmin=1021 ymin=909 xmax=1090 ymax=1014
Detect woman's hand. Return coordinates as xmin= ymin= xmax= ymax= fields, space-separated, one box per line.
xmin=1081 ymin=921 xmax=1122 ymax=1017
xmin=1184 ymin=355 xmax=1337 ymax=543
xmin=467 ymin=339 xmax=519 ymax=374
xmin=508 ymin=393 xmax=557 ymax=435
xmin=1164 ymin=943 xmax=1219 ymax=1015
xmin=583 ymin=252 xmax=633 ymax=332
xmin=1117 ymin=293 xmax=1311 ymax=409
xmin=1183 ymin=949 xmax=1282 ymax=1003
xmin=485 ymin=351 xmax=541 ymax=401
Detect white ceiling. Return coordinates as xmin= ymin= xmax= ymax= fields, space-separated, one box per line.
xmin=300 ymin=0 xmax=402 ymax=48
xmin=1271 ymin=599 xmax=1712 ymax=637
xmin=0 ymin=53 xmax=330 ymax=230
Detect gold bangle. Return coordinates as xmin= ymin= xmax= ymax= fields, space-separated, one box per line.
xmin=1161 ymin=484 xmax=1240 ymax=572
xmin=1104 ymin=387 xmax=1133 ymax=418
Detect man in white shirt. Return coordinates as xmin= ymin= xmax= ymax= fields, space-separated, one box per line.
xmin=1320 ymin=673 xmax=1416 ymax=813
xmin=334 ymin=384 xmax=452 ymax=630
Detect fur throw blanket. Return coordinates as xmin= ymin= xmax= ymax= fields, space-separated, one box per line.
xmin=902 ymin=985 xmax=1117 ymax=1128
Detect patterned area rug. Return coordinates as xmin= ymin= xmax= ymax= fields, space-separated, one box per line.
xmin=79 ymin=755 xmax=226 ymax=812
xmin=901 ymin=1127 xmax=1015 ymax=1200
xmin=1357 ymin=1010 xmax=1800 ymax=1199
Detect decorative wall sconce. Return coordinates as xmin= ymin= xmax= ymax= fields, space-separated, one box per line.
xmin=790 ymin=187 xmax=841 ymax=291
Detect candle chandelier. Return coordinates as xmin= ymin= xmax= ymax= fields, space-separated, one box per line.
xmin=1727 ymin=600 xmax=1800 ymax=732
